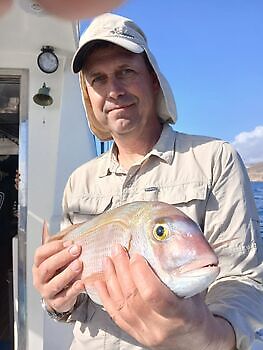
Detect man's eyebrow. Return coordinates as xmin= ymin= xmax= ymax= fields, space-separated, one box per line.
xmin=85 ymin=63 xmax=133 ymax=77
xmin=118 ymin=63 xmax=133 ymax=69
xmin=85 ymin=70 xmax=103 ymax=79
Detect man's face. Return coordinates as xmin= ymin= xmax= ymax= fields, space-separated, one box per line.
xmin=83 ymin=45 xmax=160 ymax=139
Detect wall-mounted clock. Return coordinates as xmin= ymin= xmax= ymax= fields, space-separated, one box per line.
xmin=37 ymin=46 xmax=59 ymax=74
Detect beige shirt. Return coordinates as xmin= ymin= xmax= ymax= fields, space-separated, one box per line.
xmin=61 ymin=124 xmax=263 ymax=350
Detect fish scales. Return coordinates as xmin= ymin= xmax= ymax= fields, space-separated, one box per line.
xmin=47 ymin=201 xmax=219 ymax=304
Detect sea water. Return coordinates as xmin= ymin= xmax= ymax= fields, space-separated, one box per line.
xmin=250 ymin=182 xmax=263 ymax=350
xmin=251 ymin=182 xmax=263 ymax=237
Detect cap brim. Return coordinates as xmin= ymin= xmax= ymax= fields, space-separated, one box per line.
xmin=72 ymin=37 xmax=144 ymax=73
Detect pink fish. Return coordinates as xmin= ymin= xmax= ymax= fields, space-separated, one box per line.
xmin=44 ymin=201 xmax=219 ymax=304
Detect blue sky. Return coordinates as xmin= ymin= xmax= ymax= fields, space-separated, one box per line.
xmin=80 ymin=1 xmax=263 ymax=164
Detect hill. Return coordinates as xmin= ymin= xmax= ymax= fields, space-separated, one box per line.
xmin=247 ymin=162 xmax=263 ymax=182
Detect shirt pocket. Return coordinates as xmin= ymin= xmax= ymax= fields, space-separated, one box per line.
xmin=157 ymin=182 xmax=208 ymax=205
xmin=69 ymin=195 xmax=113 ymax=224
xmin=157 ymin=182 xmax=208 ymax=226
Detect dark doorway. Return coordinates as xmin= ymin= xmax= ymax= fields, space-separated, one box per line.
xmin=0 ymin=75 xmax=19 ymax=350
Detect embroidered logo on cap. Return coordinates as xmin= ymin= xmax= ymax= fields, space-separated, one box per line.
xmin=109 ymin=27 xmax=135 ymax=39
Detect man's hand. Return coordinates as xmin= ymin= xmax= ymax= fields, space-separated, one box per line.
xmin=32 ymin=235 xmax=85 ymax=313
xmin=93 ymin=244 xmax=236 ymax=350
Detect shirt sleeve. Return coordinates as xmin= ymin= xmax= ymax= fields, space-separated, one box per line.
xmin=204 ymin=142 xmax=263 ymax=349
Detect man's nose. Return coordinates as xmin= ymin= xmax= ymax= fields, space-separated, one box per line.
xmin=107 ymin=76 xmax=125 ymax=99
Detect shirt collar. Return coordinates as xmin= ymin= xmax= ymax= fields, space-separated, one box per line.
xmin=99 ymin=143 xmax=125 ymax=177
xmin=147 ymin=123 xmax=176 ymax=164
xmin=99 ymin=123 xmax=176 ymax=177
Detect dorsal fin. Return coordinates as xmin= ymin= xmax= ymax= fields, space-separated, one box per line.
xmin=42 ymin=220 xmax=50 ymax=244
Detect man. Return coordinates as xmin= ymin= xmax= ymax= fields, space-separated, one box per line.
xmin=33 ymin=13 xmax=263 ymax=350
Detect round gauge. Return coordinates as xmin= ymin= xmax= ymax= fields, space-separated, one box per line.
xmin=37 ymin=47 xmax=59 ymax=74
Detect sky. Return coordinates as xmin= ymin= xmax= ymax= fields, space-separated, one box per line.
xmin=80 ymin=0 xmax=263 ymax=165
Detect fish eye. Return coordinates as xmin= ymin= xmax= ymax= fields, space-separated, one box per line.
xmin=153 ymin=224 xmax=169 ymax=241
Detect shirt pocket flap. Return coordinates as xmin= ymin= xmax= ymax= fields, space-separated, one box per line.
xmin=78 ymin=196 xmax=113 ymax=215
xmin=69 ymin=195 xmax=113 ymax=223
xmin=158 ymin=182 xmax=208 ymax=205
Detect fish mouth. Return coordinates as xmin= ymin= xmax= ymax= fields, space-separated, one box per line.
xmin=168 ymin=264 xmax=220 ymax=298
xmin=177 ymin=257 xmax=219 ymax=276
xmin=180 ymin=264 xmax=220 ymax=278
xmin=176 ymin=264 xmax=220 ymax=280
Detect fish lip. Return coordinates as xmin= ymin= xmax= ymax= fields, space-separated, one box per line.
xmin=178 ymin=265 xmax=220 ymax=278
xmin=177 ymin=257 xmax=219 ymax=275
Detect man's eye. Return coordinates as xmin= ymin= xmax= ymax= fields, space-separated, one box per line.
xmin=92 ymin=75 xmax=106 ymax=85
xmin=119 ymin=68 xmax=135 ymax=77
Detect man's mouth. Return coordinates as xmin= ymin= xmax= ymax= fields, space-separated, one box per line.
xmin=106 ymin=103 xmax=134 ymax=113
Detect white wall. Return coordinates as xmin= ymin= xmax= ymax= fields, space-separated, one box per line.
xmin=0 ymin=48 xmax=96 ymax=350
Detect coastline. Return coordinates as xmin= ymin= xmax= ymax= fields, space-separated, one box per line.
xmin=247 ymin=162 xmax=263 ymax=182
xmin=249 ymin=177 xmax=263 ymax=182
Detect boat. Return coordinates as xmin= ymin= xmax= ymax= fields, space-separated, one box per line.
xmin=0 ymin=1 xmax=97 ymax=349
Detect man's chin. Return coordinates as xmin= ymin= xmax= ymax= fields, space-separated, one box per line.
xmin=111 ymin=124 xmax=137 ymax=137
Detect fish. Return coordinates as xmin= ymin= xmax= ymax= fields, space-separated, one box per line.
xmin=44 ymin=201 xmax=219 ymax=304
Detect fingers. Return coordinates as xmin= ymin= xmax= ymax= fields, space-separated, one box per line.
xmin=43 ymin=257 xmax=83 ymax=298
xmin=34 ymin=240 xmax=67 ymax=267
xmin=93 ymin=246 xmax=207 ymax=349
xmin=92 ymin=245 xmax=182 ymax=346
xmin=47 ymin=280 xmax=85 ymax=313
xmin=94 ymin=279 xmax=141 ymax=341
xmin=33 ymin=242 xmax=82 ymax=285
xmin=103 ymin=245 xmax=142 ymax=316
xmin=101 ymin=256 xmax=125 ymax=309
xmin=32 ymin=237 xmax=84 ymax=313
xmin=129 ymin=253 xmax=180 ymax=317
xmin=109 ymin=245 xmax=138 ymax=302
xmin=93 ymin=246 xmax=151 ymax=332
xmin=34 ymin=239 xmax=78 ymax=267
xmin=96 ymin=246 xmax=178 ymax=319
